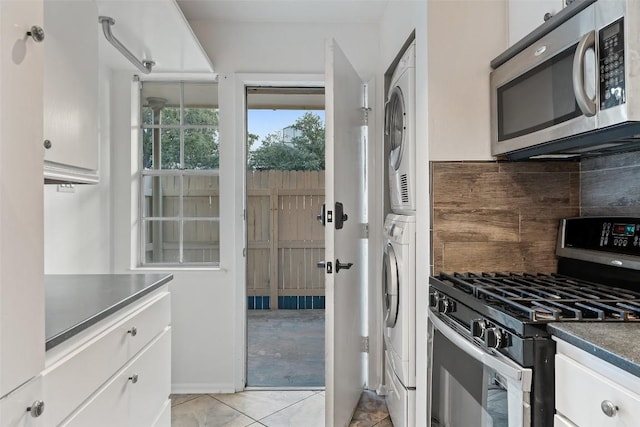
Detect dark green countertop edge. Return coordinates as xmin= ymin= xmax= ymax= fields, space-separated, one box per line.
xmin=45 ymin=273 xmax=173 ymax=351
xmin=548 ymin=323 xmax=640 ymax=378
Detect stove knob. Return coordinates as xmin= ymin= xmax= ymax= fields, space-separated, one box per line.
xmin=484 ymin=327 xmax=506 ymax=349
xmin=471 ymin=319 xmax=488 ymax=339
xmin=429 ymin=292 xmax=439 ymax=308
xmin=437 ymin=297 xmax=455 ymax=314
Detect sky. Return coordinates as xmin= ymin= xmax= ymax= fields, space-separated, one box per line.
xmin=247 ymin=109 xmax=325 ymax=149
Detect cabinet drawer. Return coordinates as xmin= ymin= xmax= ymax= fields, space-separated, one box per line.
xmin=555 ymin=354 xmax=640 ymax=426
xmin=42 ymin=292 xmax=170 ymax=426
xmin=554 ymin=414 xmax=577 ymax=427
xmin=0 ymin=377 xmax=44 ymax=427
xmin=152 ymin=400 xmax=171 ymax=427
xmin=62 ymin=328 xmax=171 ymax=427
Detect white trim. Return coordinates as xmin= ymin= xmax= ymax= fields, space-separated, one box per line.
xmin=171 ymin=383 xmax=237 ymax=394
xmin=231 ymin=72 xmax=326 ymax=392
xmin=136 ymin=73 xmax=218 ymax=82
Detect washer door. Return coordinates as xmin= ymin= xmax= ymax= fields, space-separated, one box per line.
xmin=385 ymin=86 xmax=406 ymax=172
xmin=383 ymin=243 xmax=400 ymax=328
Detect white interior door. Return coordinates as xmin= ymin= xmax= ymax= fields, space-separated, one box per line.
xmin=324 ymin=38 xmax=366 ymax=427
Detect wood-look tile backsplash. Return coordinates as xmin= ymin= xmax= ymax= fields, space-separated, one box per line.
xmin=431 ymin=161 xmax=580 ymax=274
xmin=581 ymin=151 xmax=640 ymax=216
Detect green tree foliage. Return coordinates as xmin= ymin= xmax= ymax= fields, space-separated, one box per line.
xmin=248 ymin=112 xmax=325 ymax=171
xmin=142 ymin=106 xmax=219 ymax=170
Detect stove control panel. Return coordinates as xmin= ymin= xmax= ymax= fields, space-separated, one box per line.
xmin=429 ymin=291 xmax=456 ymax=314
xmin=471 ymin=318 xmax=510 ymax=349
xmin=563 ymin=217 xmax=640 ymax=255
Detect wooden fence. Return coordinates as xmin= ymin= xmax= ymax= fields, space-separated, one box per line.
xmin=246 ymin=170 xmax=326 ymax=309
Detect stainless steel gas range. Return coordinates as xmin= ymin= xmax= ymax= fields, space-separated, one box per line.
xmin=428 ymin=217 xmax=640 ymax=427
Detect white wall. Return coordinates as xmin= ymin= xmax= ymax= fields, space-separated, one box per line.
xmin=43 ymin=62 xmax=113 ymax=274
xmin=427 ymin=0 xmax=507 ymax=161
xmin=190 ymin=20 xmax=379 ymax=78
xmin=148 ymin=19 xmax=380 ymax=393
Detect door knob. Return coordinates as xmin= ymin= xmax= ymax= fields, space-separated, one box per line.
xmin=335 ymin=259 xmax=353 ymax=272
xmin=334 ymin=202 xmax=348 ymax=230
xmin=317 ymin=204 xmax=326 ymax=226
xmin=317 ymin=261 xmax=332 ymax=273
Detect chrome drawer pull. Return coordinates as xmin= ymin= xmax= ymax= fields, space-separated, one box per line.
xmin=129 ymin=374 xmax=139 ymax=384
xmin=27 ymin=400 xmax=45 ymax=418
xmin=127 ymin=326 xmax=137 ymax=336
xmin=601 ymin=400 xmax=618 ymax=417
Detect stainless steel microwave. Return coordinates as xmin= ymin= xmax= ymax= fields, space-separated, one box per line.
xmin=490 ymin=0 xmax=640 ymax=160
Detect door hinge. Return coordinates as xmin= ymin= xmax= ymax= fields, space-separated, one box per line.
xmin=362 ymin=107 xmax=372 ymax=126
xmin=361 ymin=223 xmax=369 ymax=239
xmin=361 ymin=336 xmax=369 ymax=353
xmin=243 ymin=247 xmax=246 ymax=257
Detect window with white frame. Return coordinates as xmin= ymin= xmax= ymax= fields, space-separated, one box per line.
xmin=140 ymin=81 xmax=220 ymax=266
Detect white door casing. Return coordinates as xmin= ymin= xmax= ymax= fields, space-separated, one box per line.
xmin=324 ymin=38 xmax=366 ymax=427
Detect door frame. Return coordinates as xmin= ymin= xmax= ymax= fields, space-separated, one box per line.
xmin=230 ymin=72 xmax=382 ymax=394
xmin=231 ymin=73 xmax=325 ymax=390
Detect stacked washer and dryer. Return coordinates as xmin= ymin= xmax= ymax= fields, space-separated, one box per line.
xmin=383 ymin=41 xmax=416 ymax=427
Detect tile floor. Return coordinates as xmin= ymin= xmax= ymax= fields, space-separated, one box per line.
xmin=171 ymin=389 xmax=393 ymax=427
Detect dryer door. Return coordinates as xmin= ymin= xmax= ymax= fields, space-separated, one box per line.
xmin=383 ymin=243 xmax=399 ymax=328
xmin=386 ymin=86 xmax=406 ymax=172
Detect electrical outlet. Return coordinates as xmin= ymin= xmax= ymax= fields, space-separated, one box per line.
xmin=57 ymin=184 xmax=76 ymax=193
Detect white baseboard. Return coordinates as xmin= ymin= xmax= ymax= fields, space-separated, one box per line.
xmin=172 ymin=383 xmax=237 ymax=394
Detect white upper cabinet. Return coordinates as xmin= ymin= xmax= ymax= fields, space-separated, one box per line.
xmin=96 ymin=0 xmax=213 ymax=74
xmin=43 ymin=0 xmax=99 ymax=184
xmin=508 ymin=0 xmax=565 ymax=47
xmin=0 ymin=0 xmax=45 ymax=404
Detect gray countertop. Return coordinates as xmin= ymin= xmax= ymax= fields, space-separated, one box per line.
xmin=45 ymin=273 xmax=173 ymax=351
xmin=548 ymin=323 xmax=640 ymax=378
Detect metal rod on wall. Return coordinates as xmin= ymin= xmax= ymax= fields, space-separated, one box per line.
xmin=98 ymin=16 xmax=155 ymax=74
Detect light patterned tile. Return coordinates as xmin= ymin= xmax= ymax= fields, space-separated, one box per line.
xmin=259 ymin=393 xmax=325 ymax=427
xmin=349 ymin=391 xmax=388 ymax=425
xmin=373 ymin=416 xmax=394 ymax=427
xmin=171 ymin=394 xmax=200 ymax=407
xmin=171 ymin=395 xmax=256 ymax=427
xmin=212 ymin=390 xmax=316 ymax=421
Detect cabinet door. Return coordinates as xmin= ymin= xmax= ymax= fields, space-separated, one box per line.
xmin=43 ymin=0 xmax=99 ymax=183
xmin=508 ymin=0 xmax=564 ymax=46
xmin=0 ymin=0 xmax=45 ymax=398
xmin=555 ymin=354 xmax=640 ymax=426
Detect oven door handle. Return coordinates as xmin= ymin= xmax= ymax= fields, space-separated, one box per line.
xmin=430 ymin=314 xmax=532 ymax=389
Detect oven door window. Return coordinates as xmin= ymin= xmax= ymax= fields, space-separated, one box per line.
xmin=429 ymin=326 xmax=526 ymax=427
xmin=497 ymin=43 xmax=587 ymax=142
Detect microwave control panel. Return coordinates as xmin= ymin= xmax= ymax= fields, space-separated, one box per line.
xmin=599 ymin=18 xmax=625 ymax=110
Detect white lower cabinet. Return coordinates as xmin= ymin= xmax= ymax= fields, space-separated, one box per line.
xmin=63 ymin=329 xmax=170 ymax=427
xmin=42 ymin=289 xmax=171 ymax=426
xmin=0 ymin=377 xmax=44 ymax=427
xmin=153 ymin=399 xmax=172 ymax=427
xmin=555 ymin=343 xmax=640 ymax=427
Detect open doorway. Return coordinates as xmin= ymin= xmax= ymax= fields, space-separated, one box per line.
xmin=245 ymin=86 xmax=326 ymax=388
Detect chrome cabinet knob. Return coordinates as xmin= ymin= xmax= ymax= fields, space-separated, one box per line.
xmin=128 ymin=374 xmax=139 ymax=384
xmin=601 ymin=400 xmax=618 ymax=417
xmin=27 ymin=400 xmax=45 ymax=418
xmin=26 ymin=26 xmax=45 ymax=42
xmin=43 ymin=139 xmax=52 ymax=149
xmin=127 ymin=326 xmax=137 ymax=336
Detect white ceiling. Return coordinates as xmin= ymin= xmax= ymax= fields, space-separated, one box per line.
xmin=176 ymin=0 xmax=390 ymax=24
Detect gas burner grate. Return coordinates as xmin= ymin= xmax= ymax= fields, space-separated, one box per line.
xmin=436 ymin=272 xmax=640 ymax=322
